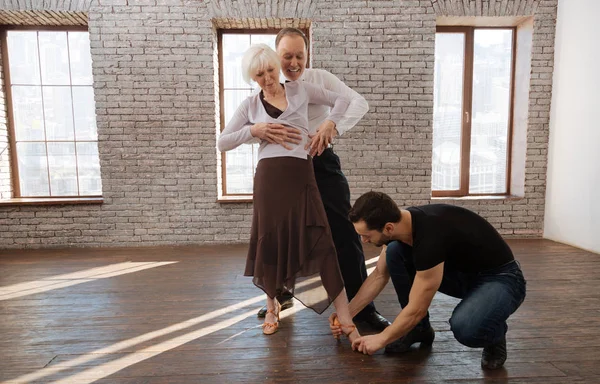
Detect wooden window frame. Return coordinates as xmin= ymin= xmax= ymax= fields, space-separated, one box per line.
xmin=1 ymin=25 xmax=102 ymax=200
xmin=432 ymin=26 xmax=517 ymax=198
xmin=217 ymin=28 xmax=309 ymax=199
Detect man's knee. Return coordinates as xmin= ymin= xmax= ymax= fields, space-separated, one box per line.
xmin=449 ymin=310 xmax=487 ymax=348
xmin=385 ymin=241 xmax=409 ymax=271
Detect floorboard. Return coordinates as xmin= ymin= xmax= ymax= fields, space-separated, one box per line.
xmin=0 ymin=239 xmax=599 ymax=383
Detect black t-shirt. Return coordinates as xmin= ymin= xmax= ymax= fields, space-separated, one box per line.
xmin=407 ymin=204 xmax=514 ymax=273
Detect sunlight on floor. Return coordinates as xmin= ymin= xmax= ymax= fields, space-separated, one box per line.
xmin=4 ymin=291 xmax=268 ymax=383
xmin=3 ymin=255 xmax=381 ymax=383
xmin=0 ymin=262 xmax=178 ymax=301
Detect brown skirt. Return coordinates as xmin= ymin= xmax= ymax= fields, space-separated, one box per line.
xmin=245 ymin=156 xmax=344 ymax=314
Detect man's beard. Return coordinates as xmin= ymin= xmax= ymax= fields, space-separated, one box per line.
xmin=375 ymin=234 xmax=393 ymax=247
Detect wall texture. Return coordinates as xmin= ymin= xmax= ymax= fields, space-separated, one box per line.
xmin=0 ymin=0 xmax=558 ymax=248
xmin=545 ymin=0 xmax=600 ymax=254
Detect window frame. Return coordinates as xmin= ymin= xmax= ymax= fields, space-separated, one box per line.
xmin=217 ymin=28 xmax=309 ymax=199
xmin=1 ymin=25 xmax=102 ymax=200
xmin=432 ymin=26 xmax=517 ymax=198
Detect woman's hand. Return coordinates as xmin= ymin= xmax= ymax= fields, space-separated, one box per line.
xmin=250 ymin=123 xmax=302 ymax=149
xmin=306 ymin=120 xmax=338 ymax=156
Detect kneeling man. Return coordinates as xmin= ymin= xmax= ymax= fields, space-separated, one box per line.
xmin=331 ymin=191 xmax=526 ymax=370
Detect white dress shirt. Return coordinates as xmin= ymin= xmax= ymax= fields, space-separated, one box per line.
xmin=301 ymin=68 xmax=369 ymax=136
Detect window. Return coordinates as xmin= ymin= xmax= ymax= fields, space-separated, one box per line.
xmin=217 ymin=29 xmax=307 ymax=198
xmin=432 ymin=27 xmax=515 ymax=197
xmin=217 ymin=30 xmax=281 ymax=197
xmin=2 ymin=28 xmax=101 ymax=198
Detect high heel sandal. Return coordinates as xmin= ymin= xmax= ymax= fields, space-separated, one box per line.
xmin=262 ymin=301 xmax=281 ymax=335
xmin=333 ymin=316 xmax=358 ymax=340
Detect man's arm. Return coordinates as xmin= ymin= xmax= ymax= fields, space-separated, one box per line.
xmin=329 ymin=248 xmax=390 ymax=337
xmin=347 ymin=248 xmax=391 ymax=317
xmin=312 ymin=69 xmax=369 ymax=136
xmin=304 ymin=69 xmax=369 ymax=156
xmin=381 ymin=263 xmax=443 ymax=342
xmin=352 ymin=262 xmax=444 ymax=355
xmin=302 ymin=81 xmax=350 ymax=127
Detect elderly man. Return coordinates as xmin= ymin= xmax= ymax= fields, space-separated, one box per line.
xmin=331 ymin=191 xmax=526 ymax=370
xmin=250 ymin=28 xmax=390 ymax=331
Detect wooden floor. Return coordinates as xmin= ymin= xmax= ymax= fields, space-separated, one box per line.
xmin=0 ymin=239 xmax=599 ymax=383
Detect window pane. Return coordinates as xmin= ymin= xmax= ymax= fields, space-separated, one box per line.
xmin=432 ymin=33 xmax=465 ymax=192
xmin=222 ymin=89 xmax=254 ymax=195
xmin=48 ymin=142 xmax=78 ymax=196
xmin=8 ymin=29 xmax=100 ymax=198
xmin=12 ymin=86 xmax=45 ymax=141
xmin=77 ymin=142 xmax=102 ymax=195
xmin=73 ymin=86 xmax=98 ymax=140
xmin=220 ymin=32 xmax=284 ymax=196
xmin=223 ymin=34 xmax=251 ymax=89
xmin=469 ymin=29 xmax=513 ymax=194
xmin=225 ymin=145 xmax=256 ymax=194
xmin=250 ymin=34 xmax=276 ymax=50
xmin=43 ymin=86 xmax=75 ymax=141
xmin=17 ymin=142 xmax=49 ymax=196
xmin=69 ymin=32 xmax=93 ymax=85
xmin=7 ymin=31 xmax=41 ymax=85
xmin=39 ymin=32 xmax=70 ymax=85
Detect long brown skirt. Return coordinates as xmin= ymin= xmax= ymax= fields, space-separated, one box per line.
xmin=245 ymin=156 xmax=344 ymax=314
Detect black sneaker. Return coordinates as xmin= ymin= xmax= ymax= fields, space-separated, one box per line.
xmin=384 ymin=325 xmax=435 ymax=353
xmin=481 ymin=337 xmax=507 ymax=370
xmin=257 ymin=296 xmax=294 ymax=318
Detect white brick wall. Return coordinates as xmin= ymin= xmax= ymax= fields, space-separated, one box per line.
xmin=0 ymin=0 xmax=557 ymax=248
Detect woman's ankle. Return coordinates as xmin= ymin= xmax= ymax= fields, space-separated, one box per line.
xmin=265 ymin=312 xmax=277 ymax=323
xmin=343 ymin=325 xmax=359 ymax=342
xmin=336 ymin=315 xmax=353 ymax=326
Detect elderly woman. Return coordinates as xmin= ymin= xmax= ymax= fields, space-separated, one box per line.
xmin=217 ymin=44 xmax=359 ymax=342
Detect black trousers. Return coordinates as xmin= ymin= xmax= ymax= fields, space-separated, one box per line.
xmin=312 ymin=148 xmax=376 ymax=318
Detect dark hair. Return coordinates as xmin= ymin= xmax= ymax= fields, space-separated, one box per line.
xmin=349 ymin=191 xmax=401 ymax=231
xmin=275 ymin=27 xmax=309 ymax=49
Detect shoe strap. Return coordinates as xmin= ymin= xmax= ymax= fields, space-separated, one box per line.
xmin=340 ymin=323 xmax=356 ymax=336
xmin=265 ymin=308 xmax=280 ymax=320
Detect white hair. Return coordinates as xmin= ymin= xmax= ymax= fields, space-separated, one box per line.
xmin=241 ymin=43 xmax=281 ymax=84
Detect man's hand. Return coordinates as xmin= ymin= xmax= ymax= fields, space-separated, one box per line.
xmin=352 ymin=334 xmax=387 ymax=355
xmin=251 ymin=123 xmax=302 ymax=150
xmin=306 ymin=120 xmax=338 ymax=156
xmin=329 ymin=312 xmax=343 ymax=339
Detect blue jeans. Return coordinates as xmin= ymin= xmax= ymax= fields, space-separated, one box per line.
xmin=386 ymin=240 xmax=526 ymax=348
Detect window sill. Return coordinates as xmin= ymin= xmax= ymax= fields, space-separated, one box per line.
xmin=217 ymin=196 xmax=253 ymax=204
xmin=0 ymin=197 xmax=104 ymax=206
xmin=431 ymin=195 xmax=523 ymax=201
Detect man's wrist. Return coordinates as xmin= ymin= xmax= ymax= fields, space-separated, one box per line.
xmin=380 ymin=326 xmax=397 ymax=345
